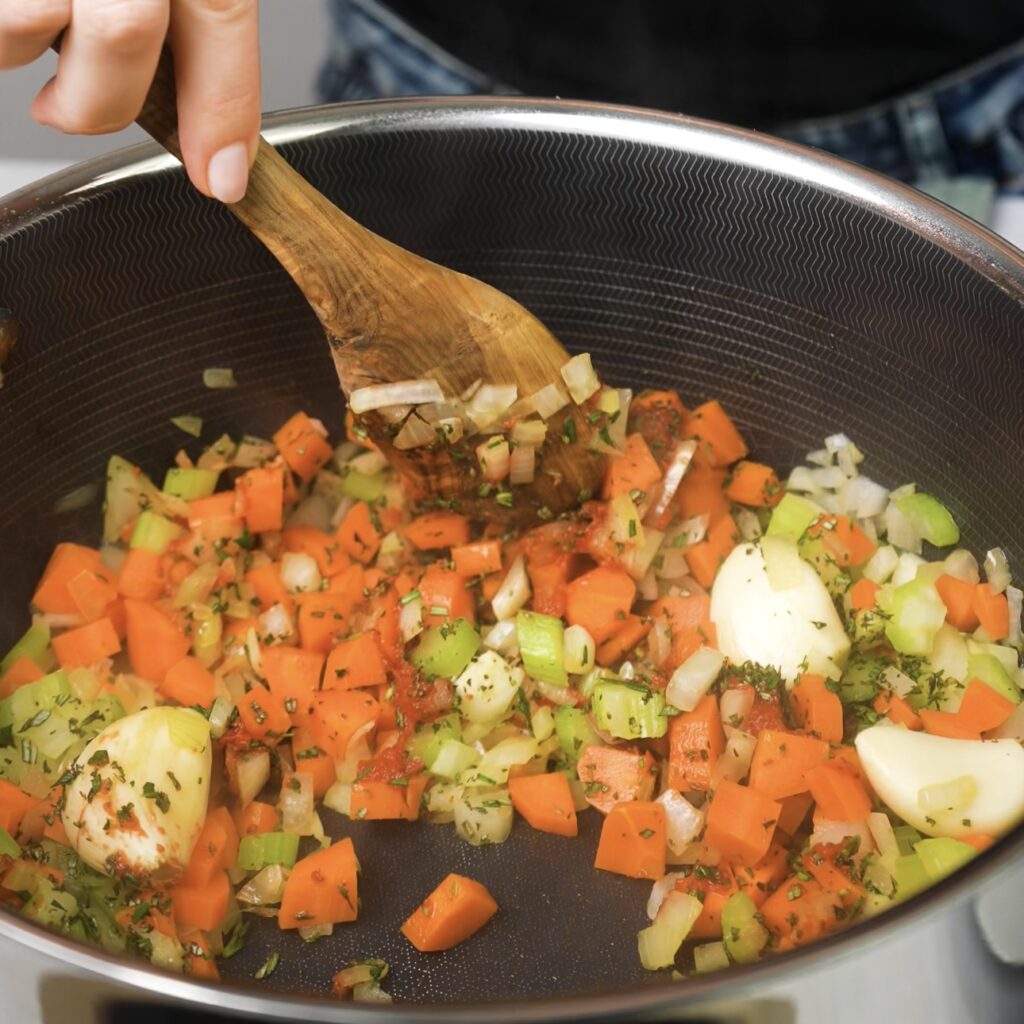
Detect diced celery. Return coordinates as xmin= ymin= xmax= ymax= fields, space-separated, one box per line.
xmin=516 ymin=610 xmax=567 ymax=686
xmin=693 ymin=941 xmax=730 ymax=973
xmin=894 ymin=493 xmax=960 ymax=548
xmin=431 ymin=739 xmax=479 ymax=780
xmin=878 ymin=578 xmax=947 ymax=655
xmin=162 ymin=467 xmax=219 ymax=500
xmin=838 ymin=654 xmax=889 ymax=704
xmin=765 ymin=492 xmax=824 ymax=539
xmin=461 ymin=735 xmax=538 ymax=787
xmin=893 ymin=824 xmax=924 ymax=856
xmin=721 ymin=891 xmax=769 ymax=965
xmin=590 ymin=681 xmax=667 ymax=740
xmin=339 ymin=468 xmax=386 ymax=502
xmin=966 ymin=653 xmax=1022 ymax=705
xmin=554 ymin=707 xmax=604 ymax=766
xmin=892 ymin=853 xmax=930 ymax=903
xmin=1 ymin=623 xmax=54 ymax=676
xmin=1 ymin=670 xmax=71 ymax=733
xmin=406 ymin=714 xmax=462 ymax=769
xmin=914 ymin=838 xmax=977 ymax=882
xmin=411 ymin=619 xmax=480 ymax=679
xmin=130 ymin=510 xmax=184 ymax=554
xmin=454 ymin=786 xmax=513 ymax=846
xmin=637 ymin=891 xmax=703 ymax=970
xmin=0 ymin=826 xmax=19 ymax=858
xmin=237 ymin=831 xmax=300 ymax=871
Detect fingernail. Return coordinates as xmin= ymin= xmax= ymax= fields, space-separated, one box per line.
xmin=207 ymin=142 xmax=249 ymax=203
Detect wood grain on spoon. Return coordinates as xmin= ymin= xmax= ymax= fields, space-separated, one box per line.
xmin=133 ymin=51 xmax=603 ymax=522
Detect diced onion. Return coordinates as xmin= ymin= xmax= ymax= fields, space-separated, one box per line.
xmin=984 ymin=548 xmax=1011 ymax=595
xmin=649 ymin=440 xmax=698 ymax=522
xmin=917 ymin=775 xmax=977 ymax=813
xmin=839 ymin=475 xmax=889 ymax=519
xmin=323 ymin=781 xmax=351 ymax=816
xmin=237 ymin=864 xmax=289 ymax=906
xmin=646 ymin=871 xmax=689 ymax=920
xmin=512 ymin=420 xmax=547 ymax=446
xmin=657 ymin=790 xmax=705 ymax=855
xmin=637 ymin=891 xmax=702 ymax=971
xmin=810 ymin=819 xmax=875 ymax=852
xmin=638 ymin=569 xmax=659 ymax=601
xmin=203 ymin=367 xmax=237 ymax=389
xmin=280 ymin=772 xmax=316 ymax=834
xmin=533 ymin=679 xmax=579 ymax=706
xmin=349 ymin=379 xmax=443 ymax=414
xmin=53 ymin=482 xmax=99 ymax=514
xmin=563 ymin=624 xmax=596 ymax=675
xmin=436 ymin=417 xmax=464 ymax=445
xmin=171 ymin=415 xmax=203 ymax=438
xmin=560 ymin=352 xmax=601 ymax=405
xmin=454 ymin=786 xmax=513 ymax=846
xmin=236 ymin=749 xmax=270 ymax=806
xmin=208 ymin=696 xmax=235 ymax=740
xmin=666 ymin=646 xmax=725 ymax=712
xmin=508 ymin=444 xmax=536 ymax=485
xmin=1007 ymin=586 xmax=1023 ymax=648
xmin=867 ymin=811 xmax=899 ymax=862
xmin=474 ymin=435 xmax=511 ymax=482
xmin=280 ymin=552 xmax=322 ymax=594
xmin=884 ymin=499 xmax=922 ymax=554
xmin=720 ymin=687 xmax=754 ymax=730
xmin=527 ymin=383 xmax=571 ymax=420
xmin=465 ymin=384 xmax=518 ymax=431
xmin=232 ymin=435 xmax=277 ymax=469
xmin=393 ymin=413 xmax=435 ymax=451
xmin=879 ymin=665 xmax=916 ymax=698
xmin=258 ymin=603 xmax=293 ymax=643
xmin=863 ymin=544 xmax=899 ymax=584
xmin=299 ymin=922 xmax=334 ymax=943
xmin=399 ymin=597 xmax=424 ymax=643
xmin=694 ymin=941 xmax=731 ymax=974
xmin=492 ymin=554 xmax=531 ymax=621
xmin=483 ymin=620 xmax=520 ymax=658
xmin=378 ymin=404 xmax=412 ymax=425
xmin=714 ymin=729 xmax=757 ymax=785
xmin=943 ymin=549 xmax=981 ymax=585
xmin=733 ymin=508 xmax=762 ymax=542
xmin=787 ymin=466 xmax=823 ymax=494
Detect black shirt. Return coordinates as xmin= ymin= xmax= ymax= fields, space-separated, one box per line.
xmin=384 ymin=0 xmax=1024 ymax=127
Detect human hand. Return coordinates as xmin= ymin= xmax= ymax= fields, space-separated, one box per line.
xmin=0 ymin=1 xmax=261 ymax=203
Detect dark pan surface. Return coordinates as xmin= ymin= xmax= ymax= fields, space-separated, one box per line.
xmin=0 ymin=99 xmax=1022 ymax=1016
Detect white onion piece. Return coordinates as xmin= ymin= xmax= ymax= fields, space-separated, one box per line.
xmin=508 ymin=444 xmax=536 ymax=485
xmin=984 ymin=548 xmax=1011 ymax=595
xmin=329 ymin=496 xmax=356 ymax=530
xmin=483 ymin=619 xmax=520 ymax=658
xmin=393 ymin=413 xmax=435 ymax=451
xmin=534 ymin=679 xmax=579 ymax=706
xmin=646 ymin=871 xmax=689 ymax=920
xmin=492 ymin=554 xmax=531 ymax=621
xmin=657 ymin=790 xmax=705 ymax=855
xmin=891 ymin=552 xmax=925 ymax=587
xmin=806 ymin=447 xmax=832 ymax=467
xmin=476 ymin=436 xmax=511 ymax=482
xmin=349 ymin=379 xmax=443 ymax=414
xmin=638 ymin=569 xmax=659 ymax=601
xmin=436 ymin=417 xmax=464 ymax=445
xmin=734 ymin=508 xmax=762 ymax=542
xmin=1007 ymin=586 xmax=1023 ymax=648
xmin=787 ymin=466 xmax=823 ymax=494
xmin=298 ymin=922 xmax=334 ymax=943
xmin=559 ymin=352 xmax=600 ymax=404
xmin=720 ymin=687 xmax=754 ymax=730
xmin=416 ymin=401 xmax=459 ymax=424
xmin=399 ymin=596 xmax=424 ymax=643
xmin=280 ymin=772 xmax=316 ymax=834
xmin=323 ymin=780 xmax=351 ymax=817
xmin=203 ymin=367 xmax=237 ymax=389
xmin=810 ymin=819 xmax=875 ymax=852
xmin=258 ymin=603 xmax=293 ymax=643
xmin=863 ymin=544 xmax=899 ymax=584
xmin=529 ymin=383 xmax=571 ymax=419
xmin=33 ymin=612 xmax=86 ymax=630
xmin=236 ymin=749 xmax=271 ymax=806
xmin=237 ymin=864 xmax=289 ymax=906
xmin=208 ymin=696 xmax=235 ymax=740
xmin=233 ymin=436 xmax=277 ymax=469
xmin=866 ymin=812 xmax=899 ymax=862
xmin=944 ymin=549 xmax=981 ymax=585
xmin=666 ymin=646 xmax=725 ymax=712
xmin=563 ymin=624 xmax=596 ymax=675
xmin=714 ymin=729 xmax=757 ymax=785
xmin=466 ymin=384 xmax=518 ymax=431
xmin=245 ymin=627 xmax=264 ymax=676
xmin=884 ymin=500 xmax=922 ymax=554
xmin=280 ymin=552 xmax=322 ymax=594
xmin=349 ymin=448 xmax=388 ymax=475
xmin=880 ymin=665 xmax=916 ymax=698
xmin=618 ymin=661 xmax=636 ymax=681
xmin=840 ymin=475 xmax=889 ymax=518
xmin=512 ymin=420 xmax=548 ymax=446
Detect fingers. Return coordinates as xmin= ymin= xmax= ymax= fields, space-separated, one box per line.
xmin=0 ymin=0 xmax=70 ymax=70
xmin=170 ymin=0 xmax=261 ymax=202
xmin=32 ymin=0 xmax=169 ymax=134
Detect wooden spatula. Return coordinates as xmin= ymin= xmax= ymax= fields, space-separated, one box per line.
xmin=133 ymin=52 xmax=604 ymax=522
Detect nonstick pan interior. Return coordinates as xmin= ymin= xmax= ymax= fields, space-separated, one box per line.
xmin=0 ymin=98 xmax=1022 ymax=1014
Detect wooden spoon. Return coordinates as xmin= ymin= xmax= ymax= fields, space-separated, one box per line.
xmin=134 ymin=52 xmax=604 ymax=522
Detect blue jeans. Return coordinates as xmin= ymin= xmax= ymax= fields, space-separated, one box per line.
xmin=319 ymin=0 xmax=1024 ymax=197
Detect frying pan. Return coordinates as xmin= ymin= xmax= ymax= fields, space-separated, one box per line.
xmin=0 ymin=98 xmax=1022 ymax=1021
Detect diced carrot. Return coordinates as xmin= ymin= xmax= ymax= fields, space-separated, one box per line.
xmin=648 ymin=593 xmax=715 ymax=669
xmin=187 ymin=491 xmax=239 ymax=525
xmin=685 ymin=515 xmax=738 ymax=589
xmin=281 ymin=526 xmax=348 ymax=577
xmin=788 ymin=673 xmax=844 ymax=744
xmin=958 ymin=678 xmax=1017 ymax=733
xmin=508 ymin=772 xmax=578 ymax=837
xmin=296 ymin=590 xmax=360 ymax=654
xmin=960 ymin=834 xmax=996 ymax=852
xmin=807 ymin=515 xmax=876 ymax=568
xmin=801 ymin=844 xmax=866 ymax=910
xmin=704 ymin=780 xmax=781 ymax=867
xmin=667 ymin=693 xmax=725 ymax=792
xmin=246 ymin=561 xmax=294 ymax=615
xmin=760 ymin=874 xmax=844 ymax=949
xmin=117 ymin=548 xmax=166 ymax=601
xmin=934 ymin=574 xmax=979 ymax=632
xmin=350 ymin=774 xmax=428 ymax=821
xmin=565 ymin=566 xmax=636 ymax=645
xmin=405 ymin=513 xmax=471 ymax=551
xmin=724 ymin=461 xmax=783 ymax=507
xmin=123 ymin=599 xmax=190 ymax=684
xmin=527 ymin=558 xmax=570 ymax=618
xmin=33 ymin=543 xmax=104 ymax=614
xmin=261 ymin=645 xmax=325 ymax=721
xmin=336 ymin=502 xmax=381 ymax=564
xmin=629 ymin=390 xmax=688 ymax=468
xmin=279 ymin=839 xmax=359 ymax=929
xmin=973 ymin=583 xmax=1010 ymax=641
xmin=171 ymin=870 xmax=230 ymax=932
xmin=451 ymin=540 xmax=503 ymax=577
xmin=742 ymin=694 xmax=788 ymax=737
xmin=684 ymin=400 xmax=749 ymax=467
xmin=400 ymin=873 xmax=497 ymax=952
xmin=677 ymin=862 xmax=739 ymax=939
xmin=237 ymin=466 xmax=285 ymax=534
xmin=162 ymin=656 xmax=216 ymax=708
xmin=849 ymin=577 xmax=881 ymax=612
xmin=806 ymin=761 xmax=873 ymax=821
xmin=181 ymin=813 xmax=234 ymax=887
xmin=66 ymin=567 xmax=118 ymax=623
xmin=273 ymin=411 xmax=333 ymax=482
xmin=292 ymin=725 xmax=337 ymax=798
xmin=310 ymin=688 xmax=381 ymax=759
xmin=603 ymin=433 xmax=663 ymax=500
xmin=325 ymin=631 xmax=386 ymax=690
xmin=872 ymin=689 xmax=923 ymax=730
xmin=748 ymin=729 xmax=829 ymax=799
xmin=236 ymin=682 xmax=292 ymax=743
xmin=675 ymin=458 xmax=731 ymax=524
xmin=774 ymin=794 xmax=813 ymax=837
xmin=419 ymin=563 xmax=476 ymax=627
xmin=182 ymin=932 xmax=220 ymax=982
xmin=576 ymin=745 xmax=658 ymax=814
xmin=733 ymin=841 xmax=790 ymax=906
xmin=595 ymin=614 xmax=651 ymax=667
xmin=0 ymin=656 xmax=44 ymax=699
xmin=594 ymin=801 xmax=666 ymax=879
xmin=919 ymin=708 xmax=981 ymax=740
xmin=235 ymin=801 xmax=278 ymax=837
xmin=51 ymin=617 xmax=121 ymax=670
xmin=0 ymin=780 xmax=38 ymax=838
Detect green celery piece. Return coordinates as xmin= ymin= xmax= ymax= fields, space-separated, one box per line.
xmin=2 ymin=670 xmax=72 ymax=732
xmin=590 ymin=681 xmax=667 ymax=740
xmin=894 ymin=493 xmax=960 ymax=547
xmin=878 ymin=578 xmax=947 ymax=656
xmin=893 ymin=853 xmax=931 ymax=902
xmin=129 ymin=509 xmax=184 ymax=554
xmin=237 ymin=831 xmax=300 ymax=871
xmin=1 ymin=623 xmax=54 ymax=676
xmin=411 ymin=619 xmax=480 ymax=679
xmin=516 ymin=610 xmax=567 ymax=686
xmin=0 ymin=826 xmax=19 ymax=858
xmin=428 ymin=738 xmax=478 ymax=779
xmin=162 ymin=467 xmax=219 ymax=500
xmin=914 ymin=837 xmax=977 ymax=882
xmin=765 ymin=492 xmax=824 ymax=539
xmin=893 ymin=824 xmax=923 ymax=856
xmin=721 ymin=892 xmax=766 ymax=965
xmin=554 ymin=707 xmax=604 ymax=767
xmin=966 ymin=653 xmax=1021 ymax=705
xmin=406 ymin=714 xmax=462 ymax=768
xmin=339 ymin=468 xmax=386 ymax=502
xmin=838 ymin=654 xmax=890 ymax=705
